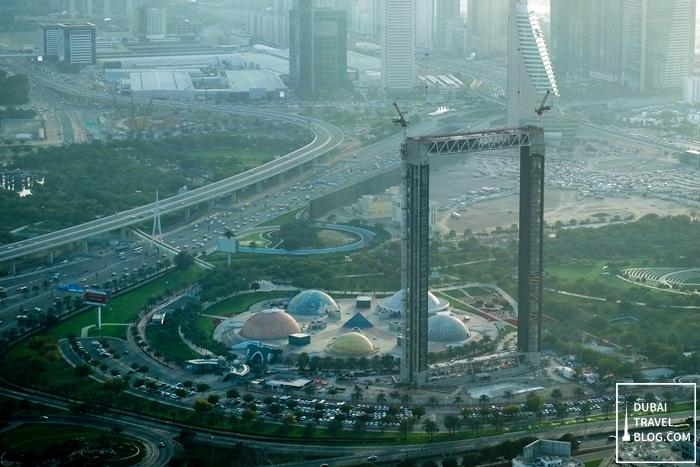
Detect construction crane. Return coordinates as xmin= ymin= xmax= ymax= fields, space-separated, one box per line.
xmin=392 ymin=101 xmax=409 ymax=128
xmin=535 ymin=90 xmax=551 ymax=126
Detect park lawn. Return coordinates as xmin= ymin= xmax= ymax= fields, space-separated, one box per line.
xmin=239 ymin=231 xmax=273 ymax=248
xmin=463 ymin=286 xmax=492 ymax=296
xmin=146 ymin=324 xmax=201 ymax=362
xmin=203 ymin=291 xmax=292 ymax=316
xmin=87 ymin=324 xmax=129 ymax=339
xmin=584 ymin=460 xmax=603 ymax=467
xmin=42 ymin=268 xmax=202 ymax=340
xmin=183 ymin=148 xmax=277 ymax=164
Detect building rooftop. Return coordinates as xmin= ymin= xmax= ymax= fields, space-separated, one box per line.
xmin=130 ymin=71 xmax=194 ymax=91
xmin=224 ymin=69 xmax=286 ymax=93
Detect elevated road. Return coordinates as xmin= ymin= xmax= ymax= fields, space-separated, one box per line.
xmin=0 ymin=84 xmax=343 ymax=267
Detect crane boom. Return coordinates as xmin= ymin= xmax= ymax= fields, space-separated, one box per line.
xmin=535 ymin=90 xmax=551 ymax=116
xmin=392 ymin=101 xmax=409 ymax=127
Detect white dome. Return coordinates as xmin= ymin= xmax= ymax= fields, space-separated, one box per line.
xmin=378 ymin=289 xmax=449 ymax=314
xmin=427 ymin=314 xmax=471 ymax=342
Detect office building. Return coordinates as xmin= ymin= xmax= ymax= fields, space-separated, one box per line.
xmin=166 ymin=15 xmax=203 ymax=36
xmin=380 ymin=0 xmax=414 ymax=94
xmin=620 ymin=0 xmax=695 ymax=91
xmin=588 ymin=0 xmax=623 ymax=83
xmin=69 ymin=0 xmax=93 ymax=17
xmin=507 ymin=0 xmax=558 ymax=128
xmin=37 ymin=23 xmax=62 ymax=58
xmin=414 ymin=0 xmax=433 ymax=49
xmin=37 ymin=22 xmax=96 ymax=65
xmin=289 ymin=0 xmax=347 ymax=95
xmin=466 ymin=0 xmax=509 ymax=60
xmin=683 ymin=76 xmax=700 ymax=105
xmin=550 ymin=0 xmax=591 ymax=81
xmin=433 ymin=0 xmax=459 ymax=49
xmin=131 ymin=7 xmax=166 ymax=36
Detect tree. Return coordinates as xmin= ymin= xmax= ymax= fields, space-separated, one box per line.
xmin=423 ymin=419 xmax=439 ymax=440
xmin=174 ymin=251 xmax=194 ymax=269
xmin=227 ymin=388 xmax=240 ymax=399
xmin=504 ymin=389 xmax=514 ymax=405
xmin=74 ymin=363 xmax=93 ymax=380
xmin=555 ymin=403 xmax=568 ymax=425
xmin=178 ymin=428 xmax=197 ymax=444
xmin=479 ymin=394 xmax=490 ymax=406
xmin=192 ymin=398 xmax=214 ymax=417
xmin=442 ymin=457 xmax=459 ymax=467
xmin=525 ymin=392 xmax=544 ymax=413
xmin=560 ymin=433 xmax=581 ymax=452
xmin=444 ymin=414 xmax=461 ymax=439
xmin=573 ymin=387 xmax=586 ymax=401
xmin=241 ymin=408 xmax=256 ymax=427
xmin=453 ymin=393 xmax=463 ymax=407
xmin=327 ymin=418 xmax=343 ymax=440
xmin=550 ymin=388 xmax=563 ymax=404
xmin=412 ymin=406 xmax=426 ymax=420
xmin=253 ymin=415 xmax=266 ymax=437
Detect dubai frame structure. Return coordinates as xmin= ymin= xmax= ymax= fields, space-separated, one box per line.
xmin=399 ymin=127 xmax=545 ymax=386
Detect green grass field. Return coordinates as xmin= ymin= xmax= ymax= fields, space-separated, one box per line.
xmin=42 ymin=268 xmax=202 ymax=340
xmin=146 ymin=324 xmax=201 ymax=362
xmin=202 ymin=291 xmax=293 ymax=316
xmin=259 ymin=208 xmax=303 ymax=226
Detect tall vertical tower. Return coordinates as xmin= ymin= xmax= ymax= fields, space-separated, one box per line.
xmin=550 ymin=0 xmax=592 ymax=81
xmin=433 ymin=0 xmax=459 ymax=49
xmin=620 ymin=0 xmax=695 ymax=91
xmin=507 ymin=0 xmax=558 ymax=129
xmin=466 ymin=0 xmax=509 ymax=60
xmin=589 ymin=0 xmax=623 ymax=83
xmin=414 ymin=0 xmax=433 ymax=49
xmin=380 ymin=0 xmax=414 ymax=95
xmin=290 ymin=0 xmax=348 ymax=95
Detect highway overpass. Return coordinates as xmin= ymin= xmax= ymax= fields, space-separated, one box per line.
xmin=0 ymin=90 xmax=344 ymax=272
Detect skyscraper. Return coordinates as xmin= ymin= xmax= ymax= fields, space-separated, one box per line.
xmin=549 ymin=0 xmax=591 ymax=81
xmin=380 ymin=0 xmax=414 ymax=95
xmin=620 ymin=0 xmax=695 ymax=91
xmin=58 ymin=23 xmax=96 ymax=65
xmin=289 ymin=0 xmax=348 ymax=95
xmin=433 ymin=0 xmax=459 ymax=49
xmin=588 ymin=0 xmax=622 ymax=83
xmin=507 ymin=0 xmax=558 ymax=129
xmin=414 ymin=0 xmax=433 ymax=49
xmin=466 ymin=0 xmax=509 ymax=60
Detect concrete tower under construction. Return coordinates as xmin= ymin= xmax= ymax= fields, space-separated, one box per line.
xmin=400 ymin=128 xmax=545 ymax=386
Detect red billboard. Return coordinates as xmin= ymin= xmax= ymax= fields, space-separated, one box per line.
xmin=84 ymin=290 xmax=108 ymax=306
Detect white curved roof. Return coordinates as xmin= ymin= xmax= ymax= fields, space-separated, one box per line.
xmin=427 ymin=313 xmax=471 ymax=342
xmin=329 ymin=330 xmax=375 ymax=355
xmin=378 ymin=289 xmax=449 ymax=314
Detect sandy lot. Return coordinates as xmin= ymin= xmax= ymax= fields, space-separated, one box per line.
xmin=430 ymin=140 xmax=694 ymax=234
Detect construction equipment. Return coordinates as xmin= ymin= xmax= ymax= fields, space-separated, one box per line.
xmin=535 ymin=90 xmax=551 ymax=126
xmin=392 ymin=101 xmax=409 ymax=128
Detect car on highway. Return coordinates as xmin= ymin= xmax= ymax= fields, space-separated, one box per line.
xmin=367 ymin=455 xmax=377 ymax=461
xmin=39 ymin=416 xmax=49 ymax=420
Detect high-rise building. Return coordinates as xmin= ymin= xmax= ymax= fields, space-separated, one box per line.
xmin=683 ymin=76 xmax=700 ymax=104
xmin=620 ymin=0 xmax=695 ymax=91
xmin=588 ymin=0 xmax=622 ymax=83
xmin=166 ymin=15 xmax=203 ymax=35
xmin=507 ymin=0 xmax=558 ymax=128
xmin=433 ymin=0 xmax=459 ymax=49
xmin=130 ymin=7 xmax=166 ymax=36
xmin=466 ymin=0 xmax=509 ymax=60
xmin=37 ymin=22 xmax=96 ymax=65
xmin=549 ymin=0 xmax=592 ymax=81
xmin=380 ymin=0 xmax=414 ymax=95
xmin=414 ymin=0 xmax=433 ymax=49
xmin=37 ymin=23 xmax=62 ymax=58
xmin=289 ymin=0 xmax=348 ymax=95
xmin=69 ymin=0 xmax=93 ymax=17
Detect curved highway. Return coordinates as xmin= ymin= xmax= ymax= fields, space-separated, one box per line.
xmin=0 ymin=83 xmax=344 ymax=265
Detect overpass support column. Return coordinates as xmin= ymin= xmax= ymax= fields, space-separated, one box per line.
xmin=11 ymin=259 xmax=15 ymax=275
xmin=120 ymin=227 xmax=128 ymax=240
xmin=82 ymin=239 xmax=88 ymax=253
xmin=185 ymin=208 xmax=191 ymax=222
xmin=278 ymin=173 xmax=285 ymax=184
xmin=47 ymin=249 xmax=53 ymax=264
xmin=256 ymin=182 xmax=262 ymax=193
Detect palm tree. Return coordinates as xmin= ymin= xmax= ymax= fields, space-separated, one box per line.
xmin=423 ymin=419 xmax=439 ymax=440
xmin=555 ymin=402 xmax=568 ymax=425
xmin=253 ymin=416 xmax=266 ymax=438
xmin=453 ymin=393 xmax=463 ymax=407
xmin=503 ymin=389 xmax=514 ymax=405
xmin=573 ymin=387 xmax=586 ymax=401
xmin=550 ymin=388 xmax=563 ymax=404
xmin=376 ymin=392 xmax=387 ymax=406
xmin=401 ymin=393 xmax=413 ymax=407
xmin=444 ymin=414 xmax=460 ymax=439
xmin=602 ymin=399 xmax=614 ymax=419
xmin=31 ymin=285 xmax=40 ymax=296
xmin=478 ymin=394 xmax=490 ymax=406
xmin=428 ymin=395 xmax=439 ymax=407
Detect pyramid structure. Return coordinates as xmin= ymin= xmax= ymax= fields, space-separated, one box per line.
xmin=342 ymin=312 xmax=374 ymax=329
